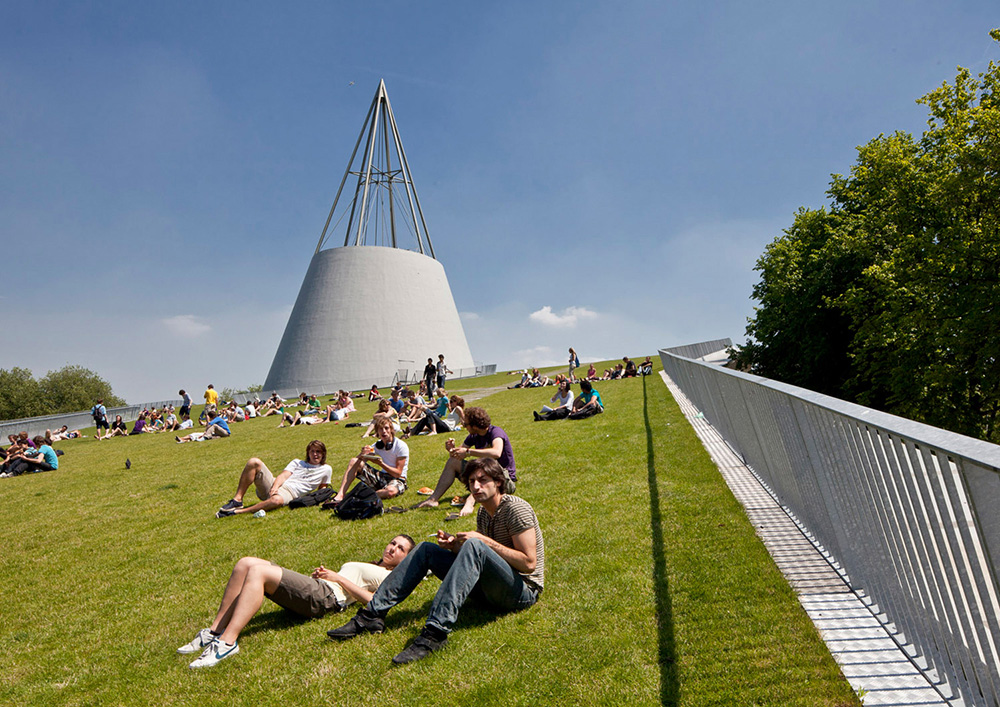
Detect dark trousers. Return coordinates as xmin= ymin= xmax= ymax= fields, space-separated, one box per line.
xmin=569 ymin=405 xmax=602 ymax=420
xmin=411 ymin=410 xmax=450 ymax=435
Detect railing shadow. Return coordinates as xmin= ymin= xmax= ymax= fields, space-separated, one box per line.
xmin=643 ymin=375 xmax=679 ymax=705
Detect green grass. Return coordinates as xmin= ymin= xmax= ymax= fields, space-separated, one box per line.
xmin=0 ymin=363 xmax=859 ymax=706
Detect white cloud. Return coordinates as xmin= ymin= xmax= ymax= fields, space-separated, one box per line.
xmin=510 ymin=345 xmax=564 ymax=368
xmin=459 ymin=311 xmax=480 ymax=321
xmin=162 ymin=314 xmax=211 ymax=338
xmin=529 ymin=305 xmax=598 ymax=328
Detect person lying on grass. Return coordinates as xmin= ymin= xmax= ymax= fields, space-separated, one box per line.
xmin=178 ymin=534 xmax=416 ymax=668
xmin=47 ymin=425 xmax=83 ymax=441
xmin=276 ymin=409 xmax=324 ymax=427
xmin=331 ymin=416 xmax=408 ymax=504
xmin=413 ymin=406 xmax=516 ymax=517
xmin=327 ymin=458 xmax=543 ymax=664
xmin=215 ymin=439 xmax=332 ymax=518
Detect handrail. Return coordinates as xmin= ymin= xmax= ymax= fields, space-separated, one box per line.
xmin=660 ymin=346 xmax=1000 ymax=706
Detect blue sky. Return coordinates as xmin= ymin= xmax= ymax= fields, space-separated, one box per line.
xmin=2 ymin=2 xmax=997 ymax=402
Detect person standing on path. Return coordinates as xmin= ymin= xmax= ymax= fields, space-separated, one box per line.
xmin=436 ymin=354 xmax=452 ymax=390
xmin=423 ymin=358 xmax=437 ymax=401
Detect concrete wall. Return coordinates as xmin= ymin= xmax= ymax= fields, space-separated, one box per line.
xmin=264 ymin=246 xmax=475 ymax=393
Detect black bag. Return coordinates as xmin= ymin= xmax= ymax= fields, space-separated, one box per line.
xmin=287 ymin=487 xmax=334 ymax=509
xmin=334 ymin=483 xmax=383 ymax=520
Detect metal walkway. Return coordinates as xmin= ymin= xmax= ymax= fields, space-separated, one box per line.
xmin=661 ymin=371 xmax=952 ymax=706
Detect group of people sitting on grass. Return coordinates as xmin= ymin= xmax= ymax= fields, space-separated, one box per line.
xmin=176 ymin=405 xmax=232 ymax=443
xmin=507 ymin=368 xmax=553 ymax=389
xmin=0 ymin=433 xmax=60 ymax=477
xmin=531 ymin=378 xmax=605 ymax=421
xmin=508 ymin=355 xmax=652 ymax=389
xmin=593 ymin=355 xmax=654 ymax=381
xmin=183 ymin=401 xmax=542 ymax=668
xmin=273 ymin=390 xmax=357 ymax=427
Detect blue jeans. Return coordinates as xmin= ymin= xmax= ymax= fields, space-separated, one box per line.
xmin=368 ymin=540 xmax=538 ymax=633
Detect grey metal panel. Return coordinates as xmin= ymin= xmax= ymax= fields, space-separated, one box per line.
xmin=658 ymin=345 xmax=1000 ymax=706
xmin=661 ymin=338 xmax=733 ymax=360
xmin=0 ymin=400 xmax=182 ymax=439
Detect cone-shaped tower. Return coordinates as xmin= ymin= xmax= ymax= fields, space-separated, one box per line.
xmin=263 ymin=81 xmax=474 ymax=395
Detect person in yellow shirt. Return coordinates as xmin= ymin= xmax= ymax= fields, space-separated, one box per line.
xmin=204 ymin=384 xmax=219 ymax=408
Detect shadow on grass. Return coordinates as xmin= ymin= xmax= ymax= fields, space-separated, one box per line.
xmin=241 ymin=603 xmax=439 ymax=640
xmin=643 ymin=375 xmax=678 ymax=706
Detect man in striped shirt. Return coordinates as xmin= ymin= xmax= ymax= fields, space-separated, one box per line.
xmin=327 ymin=457 xmax=544 ymax=664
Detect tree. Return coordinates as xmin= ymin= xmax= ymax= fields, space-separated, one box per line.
xmin=0 ymin=368 xmax=43 ymax=421
xmin=0 ymin=365 xmax=126 ymax=421
xmin=37 ymin=365 xmax=126 ymax=414
xmin=732 ymin=207 xmax=862 ymax=399
xmin=737 ymin=30 xmax=1000 ymax=442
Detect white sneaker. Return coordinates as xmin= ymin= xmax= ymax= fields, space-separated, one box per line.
xmin=177 ymin=628 xmax=215 ymax=655
xmin=189 ymin=639 xmax=239 ymax=668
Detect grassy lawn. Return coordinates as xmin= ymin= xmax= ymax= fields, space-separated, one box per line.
xmin=0 ymin=360 xmax=859 ymax=706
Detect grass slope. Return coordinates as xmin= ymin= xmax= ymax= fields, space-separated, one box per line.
xmin=0 ymin=364 xmax=858 ymax=706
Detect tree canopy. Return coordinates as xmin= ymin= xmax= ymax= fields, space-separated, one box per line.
xmin=735 ymin=30 xmax=1000 ymax=442
xmin=0 ymin=365 xmax=126 ymax=421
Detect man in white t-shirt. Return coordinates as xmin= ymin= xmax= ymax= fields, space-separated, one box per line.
xmin=332 ymin=416 xmax=409 ymax=503
xmin=216 ymin=440 xmax=332 ymax=518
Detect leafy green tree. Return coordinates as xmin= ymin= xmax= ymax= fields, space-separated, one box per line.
xmin=738 ymin=30 xmax=1000 ymax=441
xmin=0 ymin=365 xmax=126 ymax=421
xmin=0 ymin=368 xmax=43 ymax=421
xmin=37 ymin=365 xmax=126 ymax=414
xmin=733 ymin=207 xmax=861 ymax=398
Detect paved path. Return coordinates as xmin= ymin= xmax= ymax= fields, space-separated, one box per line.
xmin=661 ymin=371 xmax=952 ymax=707
xmin=455 ymin=384 xmax=509 ymax=403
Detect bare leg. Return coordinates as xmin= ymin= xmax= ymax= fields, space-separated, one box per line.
xmin=459 ymin=494 xmax=477 ymax=516
xmin=210 ymin=558 xmax=283 ymax=644
xmin=233 ymin=495 xmax=286 ymax=515
xmin=333 ymin=457 xmax=364 ymax=502
xmin=376 ymin=485 xmax=400 ymax=500
xmin=232 ymin=458 xmax=265 ymax=503
xmin=415 ymin=456 xmax=462 ymax=508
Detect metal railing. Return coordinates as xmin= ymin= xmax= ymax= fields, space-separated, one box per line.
xmin=660 ymin=346 xmax=1000 ymax=706
xmin=661 ymin=337 xmax=732 ymax=360
xmin=0 ymin=400 xmax=183 ymax=440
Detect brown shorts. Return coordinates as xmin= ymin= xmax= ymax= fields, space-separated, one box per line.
xmin=266 ymin=568 xmax=343 ymax=619
xmin=253 ymin=464 xmax=296 ymax=505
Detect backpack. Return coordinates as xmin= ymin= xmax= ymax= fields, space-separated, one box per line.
xmin=287 ymin=487 xmax=334 ymax=509
xmin=334 ymin=483 xmax=383 ymax=520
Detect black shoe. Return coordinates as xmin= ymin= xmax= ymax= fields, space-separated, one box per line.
xmin=533 ymin=411 xmax=541 ymax=421
xmin=392 ymin=626 xmax=448 ymax=664
xmin=215 ymin=507 xmax=236 ymax=518
xmin=219 ymin=499 xmax=242 ymax=512
xmin=327 ymin=609 xmax=385 ymax=641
